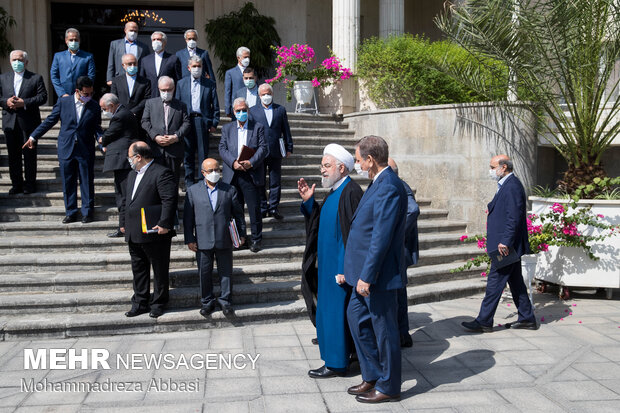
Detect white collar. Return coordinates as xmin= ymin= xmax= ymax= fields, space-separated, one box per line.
xmin=156 ymin=51 xmax=164 ymax=58
xmin=498 ymin=172 xmax=513 ymax=186
xmin=13 ymin=71 xmax=24 ymax=79
xmin=331 ymin=175 xmax=348 ymax=191
xmin=137 ymin=160 xmax=154 ymax=175
xmin=372 ymin=166 xmax=388 ymax=182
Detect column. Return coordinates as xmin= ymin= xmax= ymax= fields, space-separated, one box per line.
xmin=379 ymin=0 xmax=404 ymax=38
xmin=332 ymin=0 xmax=360 ymax=71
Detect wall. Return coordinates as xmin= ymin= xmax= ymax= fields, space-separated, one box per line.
xmin=344 ymin=103 xmax=539 ymax=233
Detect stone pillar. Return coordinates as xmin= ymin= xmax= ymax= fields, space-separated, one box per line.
xmin=379 ymin=0 xmax=404 ymax=38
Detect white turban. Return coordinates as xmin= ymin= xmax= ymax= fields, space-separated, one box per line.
xmin=323 ymin=143 xmax=354 ymax=172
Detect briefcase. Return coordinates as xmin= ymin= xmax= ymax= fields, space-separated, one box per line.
xmin=238 ymin=145 xmax=256 ymax=162
xmin=488 ymin=247 xmax=520 ymax=269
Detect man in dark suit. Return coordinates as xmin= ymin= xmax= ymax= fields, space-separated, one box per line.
xmin=250 ymin=83 xmax=292 ymax=219
xmin=50 ymin=28 xmax=95 ymax=98
xmin=121 ymin=141 xmax=177 ymax=319
xmin=141 ymin=76 xmax=190 ymax=187
xmin=462 ymin=155 xmax=538 ymax=332
xmin=139 ymin=31 xmax=182 ymax=98
xmin=184 ymin=158 xmax=244 ymax=317
xmin=219 ymin=97 xmax=267 ymax=253
xmin=224 ymin=46 xmax=250 ymax=117
xmin=175 ymin=29 xmax=216 ymax=82
xmin=106 ymin=21 xmax=150 ymax=86
xmin=0 ymin=50 xmax=47 ymax=194
xmin=28 ymin=76 xmax=101 ymax=223
xmin=344 ymin=135 xmax=407 ymax=403
xmin=110 ymin=54 xmax=151 ymax=122
xmin=175 ymin=55 xmax=220 ymax=189
xmin=99 ymin=93 xmax=140 ymax=238
xmin=233 ymin=67 xmax=259 ymax=109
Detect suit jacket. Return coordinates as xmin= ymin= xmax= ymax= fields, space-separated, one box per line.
xmin=110 ymin=74 xmax=151 ymax=120
xmin=344 ymin=167 xmax=408 ymax=291
xmin=121 ymin=161 xmax=178 ymax=243
xmin=224 ymin=65 xmax=245 ymax=115
xmin=401 ymin=179 xmax=420 ymax=267
xmin=139 ymin=52 xmax=182 ymax=98
xmin=218 ymin=119 xmax=268 ymax=186
xmin=233 ymin=86 xmax=259 ymax=109
xmin=0 ymin=70 xmax=47 ymax=134
xmin=249 ymin=103 xmax=293 ymax=158
xmin=175 ymin=76 xmax=220 ymax=128
xmin=50 ymin=49 xmax=96 ymax=97
xmin=141 ymin=97 xmax=190 ymax=159
xmin=106 ymin=38 xmax=150 ymax=82
xmin=487 ymin=173 xmax=530 ymax=258
xmin=183 ymin=181 xmax=244 ymax=250
xmin=175 ymin=47 xmax=216 ymax=81
xmin=101 ymin=105 xmax=140 ymax=172
xmin=30 ymin=94 xmax=101 ymax=161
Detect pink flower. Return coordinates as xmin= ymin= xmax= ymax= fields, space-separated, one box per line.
xmin=578 ymin=321 xmax=582 ymax=324
xmin=551 ymin=203 xmax=565 ymax=214
xmin=597 ymin=214 xmax=605 ymax=218
xmin=538 ymin=243 xmax=549 ymax=252
xmin=477 ymin=239 xmax=486 ymax=250
xmin=460 ymin=235 xmax=468 ymax=242
xmin=311 ymin=77 xmax=320 ymax=87
xmin=481 ymin=272 xmax=487 ymax=277
xmin=540 ymin=317 xmax=545 ymax=322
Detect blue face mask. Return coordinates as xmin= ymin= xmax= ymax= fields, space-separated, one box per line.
xmin=126 ymin=65 xmax=138 ymax=76
xmin=235 ymin=110 xmax=248 ymax=122
xmin=67 ymin=41 xmax=79 ymax=51
xmin=11 ymin=60 xmax=25 ymax=73
xmin=244 ymin=79 xmax=256 ymax=89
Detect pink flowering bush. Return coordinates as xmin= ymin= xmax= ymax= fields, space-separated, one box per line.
xmin=265 ymin=44 xmax=353 ymax=100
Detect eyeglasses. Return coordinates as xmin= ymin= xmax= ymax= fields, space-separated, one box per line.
xmin=319 ymin=163 xmax=335 ymax=171
xmin=202 ymin=168 xmax=222 ymax=173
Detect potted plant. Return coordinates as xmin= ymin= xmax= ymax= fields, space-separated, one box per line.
xmin=266 ymin=44 xmax=353 ymax=109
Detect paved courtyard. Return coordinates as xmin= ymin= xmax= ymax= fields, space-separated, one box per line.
xmin=1 ymin=289 xmax=619 ymax=413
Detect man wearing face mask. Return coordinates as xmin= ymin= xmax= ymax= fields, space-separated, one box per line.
xmin=98 ymin=93 xmax=140 ymax=238
xmin=250 ymin=83 xmax=293 ymax=220
xmin=110 ymin=54 xmax=151 ymax=122
xmin=461 ymin=155 xmax=538 ymax=332
xmin=106 ymin=21 xmax=150 ymax=86
xmin=50 ymin=28 xmax=95 ymax=99
xmin=183 ymin=158 xmax=245 ymax=317
xmin=28 ymin=76 xmax=102 ymax=224
xmin=141 ymin=76 xmax=190 ymax=187
xmin=175 ymin=29 xmax=216 ymax=82
xmin=298 ymin=144 xmax=363 ymax=378
xmin=219 ymin=97 xmax=267 ymax=253
xmin=224 ymin=46 xmax=250 ymax=117
xmin=233 ymin=67 xmax=259 ymax=109
xmin=175 ymin=55 xmax=220 ymax=190
xmin=139 ymin=31 xmax=182 ymax=98
xmin=0 ymin=50 xmax=47 ymax=195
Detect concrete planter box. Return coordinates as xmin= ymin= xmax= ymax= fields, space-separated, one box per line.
xmin=529 ymin=197 xmax=620 ymax=297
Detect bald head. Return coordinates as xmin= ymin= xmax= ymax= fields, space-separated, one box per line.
xmin=201 ymin=158 xmax=219 ymax=172
xmin=201 ymin=158 xmax=221 ymax=186
xmin=387 ymin=157 xmax=398 ymax=176
xmin=490 ymin=154 xmax=513 ymax=179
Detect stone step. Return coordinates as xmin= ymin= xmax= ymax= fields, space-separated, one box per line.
xmin=0 ymin=277 xmax=487 ymax=340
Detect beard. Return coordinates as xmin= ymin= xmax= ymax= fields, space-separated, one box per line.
xmin=321 ymin=172 xmax=342 ymax=188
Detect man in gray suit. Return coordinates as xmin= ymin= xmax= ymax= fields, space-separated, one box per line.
xmin=184 ymin=158 xmax=245 ymax=317
xmin=106 ymin=21 xmax=150 ymax=85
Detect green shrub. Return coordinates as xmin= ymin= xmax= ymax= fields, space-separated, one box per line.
xmin=357 ymin=34 xmax=508 ymax=108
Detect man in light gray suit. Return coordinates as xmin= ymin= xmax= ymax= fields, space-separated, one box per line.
xmin=184 ymin=158 xmax=245 ymax=317
xmin=106 ymin=21 xmax=150 ymax=85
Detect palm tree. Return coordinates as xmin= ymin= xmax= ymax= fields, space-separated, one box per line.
xmin=435 ymin=0 xmax=620 ymax=192
xmin=0 ymin=7 xmax=16 ymax=58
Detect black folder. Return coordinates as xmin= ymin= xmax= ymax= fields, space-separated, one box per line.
xmin=140 ymin=205 xmax=161 ymax=234
xmin=488 ymin=247 xmax=521 ymax=269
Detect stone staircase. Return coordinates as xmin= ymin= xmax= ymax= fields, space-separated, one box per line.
xmin=0 ymin=107 xmax=485 ymax=340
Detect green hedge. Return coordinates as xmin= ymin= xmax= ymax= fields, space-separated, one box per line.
xmin=357 ymin=35 xmax=508 ymax=108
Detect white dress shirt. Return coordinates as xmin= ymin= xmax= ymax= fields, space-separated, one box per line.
xmin=263 ymin=104 xmax=273 ymax=126
xmin=331 ymin=175 xmax=348 ymax=191
xmin=131 ymin=160 xmax=154 ymax=200
xmin=188 ymin=47 xmax=196 ymax=57
xmin=373 ymin=166 xmax=389 ymax=182
xmin=155 ymin=51 xmax=164 ymax=76
xmin=126 ymin=73 xmax=136 ymax=97
xmin=237 ymin=121 xmax=248 ymax=158
xmin=13 ymin=71 xmax=24 ymax=97
xmin=245 ymin=87 xmax=258 ymax=108
xmin=191 ymin=79 xmax=201 ymax=113
xmin=497 ymin=172 xmax=513 ymax=192
xmin=74 ymin=94 xmax=85 ymax=122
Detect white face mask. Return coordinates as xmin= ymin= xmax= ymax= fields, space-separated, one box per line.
xmin=160 ymin=91 xmax=172 ymax=102
xmin=126 ymin=31 xmax=138 ymax=42
xmin=260 ymin=94 xmax=273 ymax=106
xmin=206 ymin=171 xmax=220 ymax=184
xmin=489 ymin=169 xmax=501 ymax=181
xmin=240 ymin=57 xmax=250 ymax=67
xmin=127 ymin=156 xmax=138 ymax=170
xmin=187 ymin=39 xmax=197 ymax=49
xmin=355 ymin=163 xmax=369 ymax=178
xmin=152 ymin=40 xmax=163 ymax=52
xmin=102 ymin=110 xmax=113 ymax=120
xmin=190 ymin=67 xmax=202 ymax=79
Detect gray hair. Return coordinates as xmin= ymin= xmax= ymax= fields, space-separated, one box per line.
xmin=236 ymin=46 xmax=250 ymax=58
xmin=158 ymin=76 xmax=174 ymax=88
xmin=498 ymin=158 xmax=514 ymax=172
xmin=10 ymin=50 xmax=28 ymax=63
xmin=356 ymin=135 xmax=389 ymax=166
xmin=151 ymin=31 xmax=167 ymax=42
xmin=188 ymin=55 xmax=202 ymax=66
xmin=258 ymin=83 xmax=273 ymax=94
xmin=101 ymin=93 xmax=120 ymax=106
xmin=233 ymin=97 xmax=248 ymax=109
xmin=184 ymin=29 xmax=197 ymax=39
xmin=65 ymin=28 xmax=80 ymax=39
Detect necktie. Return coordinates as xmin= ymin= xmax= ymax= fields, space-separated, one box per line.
xmin=164 ymin=102 xmax=169 ymax=134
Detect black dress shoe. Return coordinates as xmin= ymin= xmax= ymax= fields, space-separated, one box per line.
xmin=149 ymin=308 xmax=164 ymax=318
xmin=400 ymin=333 xmax=413 ymax=348
xmin=308 ymin=365 xmax=346 ymax=379
xmin=81 ymin=214 xmax=94 ymax=223
xmin=461 ymin=320 xmax=493 ymax=333
xmin=505 ymin=321 xmax=539 ymax=330
xmin=8 ymin=186 xmax=22 ymax=195
xmin=262 ymin=211 xmax=271 ymax=218
xmin=62 ymin=214 xmax=78 ymax=224
xmin=222 ymin=304 xmax=234 ymax=316
xmin=24 ymin=183 xmax=36 ymax=194
xmin=355 ymin=389 xmax=400 ymax=403
xmin=250 ymin=241 xmax=262 ymax=253
xmin=347 ymin=380 xmax=376 ymax=395
xmin=311 ymin=337 xmax=318 ymax=345
xmin=199 ymin=302 xmax=216 ymax=317
xmin=125 ymin=308 xmax=149 ymax=317
xmin=107 ymin=229 xmax=124 ymax=238
xmin=271 ymin=210 xmax=284 ymax=220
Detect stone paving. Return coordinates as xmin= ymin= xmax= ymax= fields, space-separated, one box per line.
xmin=0 ymin=289 xmax=619 ymax=412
